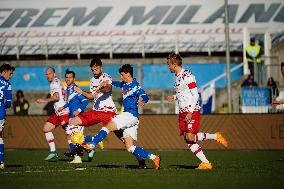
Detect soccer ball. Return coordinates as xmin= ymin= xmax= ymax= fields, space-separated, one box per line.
xmin=71 ymin=132 xmax=85 ymax=145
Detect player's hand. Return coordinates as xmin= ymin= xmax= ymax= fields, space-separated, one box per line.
xmin=36 ymin=99 xmax=46 ymax=104
xmin=167 ymin=95 xmax=175 ymax=102
xmin=57 ymin=107 xmax=64 ymax=112
xmin=185 ymin=112 xmax=193 ymax=123
xmin=138 ymin=101 xmax=145 ymax=106
xmin=73 ymin=110 xmax=80 ymax=116
xmin=74 ymin=86 xmax=83 ymax=94
xmin=101 ymin=81 xmax=109 ymax=87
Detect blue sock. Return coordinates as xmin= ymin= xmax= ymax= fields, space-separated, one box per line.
xmin=133 ymin=146 xmax=152 ymax=159
xmin=84 ymin=135 xmax=93 ymax=143
xmin=0 ymin=140 xmax=4 ymax=163
xmin=69 ymin=143 xmax=74 ymax=152
xmin=91 ymin=128 xmax=109 ymax=146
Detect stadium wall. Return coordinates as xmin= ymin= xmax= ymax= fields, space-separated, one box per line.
xmin=3 ymin=114 xmax=284 ymax=150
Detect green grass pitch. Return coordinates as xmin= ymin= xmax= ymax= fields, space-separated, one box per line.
xmin=1 ymin=150 xmax=284 ymax=189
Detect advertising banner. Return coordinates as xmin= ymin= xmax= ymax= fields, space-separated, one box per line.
xmin=0 ymin=0 xmax=283 ymax=55
xmin=241 ymin=87 xmax=270 ymax=113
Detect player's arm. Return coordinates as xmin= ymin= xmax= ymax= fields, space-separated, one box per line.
xmin=136 ymin=87 xmax=149 ymax=106
xmin=111 ymin=81 xmax=123 ymax=88
xmin=74 ymin=86 xmax=94 ymax=100
xmin=98 ymin=84 xmax=112 ymax=93
xmin=77 ymin=94 xmax=88 ymax=112
xmin=5 ymin=85 xmax=12 ymax=109
xmin=37 ymin=92 xmax=59 ymax=104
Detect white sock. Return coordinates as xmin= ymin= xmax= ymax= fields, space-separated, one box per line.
xmin=74 ymin=155 xmax=81 ymax=161
xmin=188 ymin=143 xmax=209 ymax=163
xmin=195 ymin=133 xmax=217 ymax=142
xmin=149 ymin=154 xmax=156 ymax=160
xmin=45 ymin=132 xmax=56 ymax=152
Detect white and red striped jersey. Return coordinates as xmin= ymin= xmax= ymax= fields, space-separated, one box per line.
xmin=50 ymin=78 xmax=69 ymax=115
xmin=90 ymin=73 xmax=117 ymax=113
xmin=174 ymin=68 xmax=200 ymax=113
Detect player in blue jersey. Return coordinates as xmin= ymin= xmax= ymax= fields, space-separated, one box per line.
xmin=0 ymin=63 xmax=15 ymax=170
xmin=81 ymin=64 xmax=161 ymax=170
xmin=57 ymin=69 xmax=88 ymax=163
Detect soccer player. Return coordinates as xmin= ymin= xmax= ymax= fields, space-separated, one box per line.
xmin=70 ymin=58 xmax=147 ymax=168
xmin=0 ymin=64 xmax=15 ymax=170
xmin=36 ymin=67 xmax=70 ymax=161
xmin=81 ymin=64 xmax=161 ymax=170
xmin=57 ymin=69 xmax=88 ymax=163
xmin=166 ymin=52 xmax=228 ymax=170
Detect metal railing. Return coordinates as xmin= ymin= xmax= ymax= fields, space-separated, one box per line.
xmin=0 ymin=33 xmax=243 ymax=60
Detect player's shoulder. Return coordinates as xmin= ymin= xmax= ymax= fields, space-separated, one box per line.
xmin=183 ymin=69 xmax=195 ymax=78
xmin=131 ymin=79 xmax=142 ymax=89
xmin=0 ymin=77 xmax=11 ymax=87
xmin=50 ymin=78 xmax=62 ymax=87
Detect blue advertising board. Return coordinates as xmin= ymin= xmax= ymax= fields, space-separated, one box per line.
xmin=241 ymin=87 xmax=270 ymax=106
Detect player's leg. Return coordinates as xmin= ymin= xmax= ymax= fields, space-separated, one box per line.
xmin=118 ymin=115 xmax=160 ymax=170
xmin=185 ymin=133 xmax=212 ymax=170
xmin=195 ymin=132 xmax=228 ymax=147
xmin=124 ymin=135 xmax=160 ymax=170
xmin=65 ymin=124 xmax=84 ymax=163
xmin=180 ymin=111 xmax=212 ymax=170
xmin=70 ymin=112 xmax=99 ymax=161
xmin=65 ymin=117 xmax=82 ymax=157
xmin=0 ymin=120 xmax=5 ymax=169
xmin=114 ymin=129 xmax=146 ymax=169
xmin=43 ymin=121 xmax=57 ymax=161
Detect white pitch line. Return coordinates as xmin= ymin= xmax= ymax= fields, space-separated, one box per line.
xmin=1 ymin=169 xmax=75 ymax=174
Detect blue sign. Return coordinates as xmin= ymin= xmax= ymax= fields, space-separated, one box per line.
xmin=241 ymin=87 xmax=270 ymax=106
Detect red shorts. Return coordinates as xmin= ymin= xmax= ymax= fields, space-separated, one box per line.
xmin=47 ymin=113 xmax=69 ymax=128
xmin=178 ymin=110 xmax=200 ymax=135
xmin=78 ymin=110 xmax=116 ymax=126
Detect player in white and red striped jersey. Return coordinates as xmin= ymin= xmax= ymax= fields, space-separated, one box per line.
xmin=166 ymin=52 xmax=228 ymax=170
xmin=36 ymin=67 xmax=70 ymax=161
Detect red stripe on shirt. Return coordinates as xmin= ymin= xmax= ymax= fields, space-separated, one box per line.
xmin=188 ymin=82 xmax=196 ymax=89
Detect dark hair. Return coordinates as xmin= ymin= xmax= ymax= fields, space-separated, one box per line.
xmin=281 ymin=62 xmax=284 ymax=69
xmin=0 ymin=63 xmax=15 ymax=73
xmin=90 ymin=58 xmax=102 ymax=67
xmin=167 ymin=52 xmax=182 ymax=66
xmin=65 ymin=69 xmax=75 ymax=78
xmin=16 ymin=90 xmax=24 ymax=98
xmin=119 ymin=64 xmax=133 ymax=77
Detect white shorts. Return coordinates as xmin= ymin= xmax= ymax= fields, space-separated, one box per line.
xmin=123 ymin=121 xmax=138 ymax=141
xmin=112 ymin=112 xmax=139 ymax=141
xmin=0 ymin=119 xmax=5 ymax=133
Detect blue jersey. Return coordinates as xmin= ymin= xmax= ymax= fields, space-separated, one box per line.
xmin=63 ymin=84 xmax=88 ymax=118
xmin=112 ymin=79 xmax=149 ymax=117
xmin=0 ymin=76 xmax=12 ymax=120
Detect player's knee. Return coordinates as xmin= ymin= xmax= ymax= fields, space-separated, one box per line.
xmin=127 ymin=145 xmax=136 ymax=153
xmin=101 ymin=127 xmax=110 ymax=134
xmin=43 ymin=123 xmax=54 ymax=133
xmin=69 ymin=117 xmax=80 ymax=126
